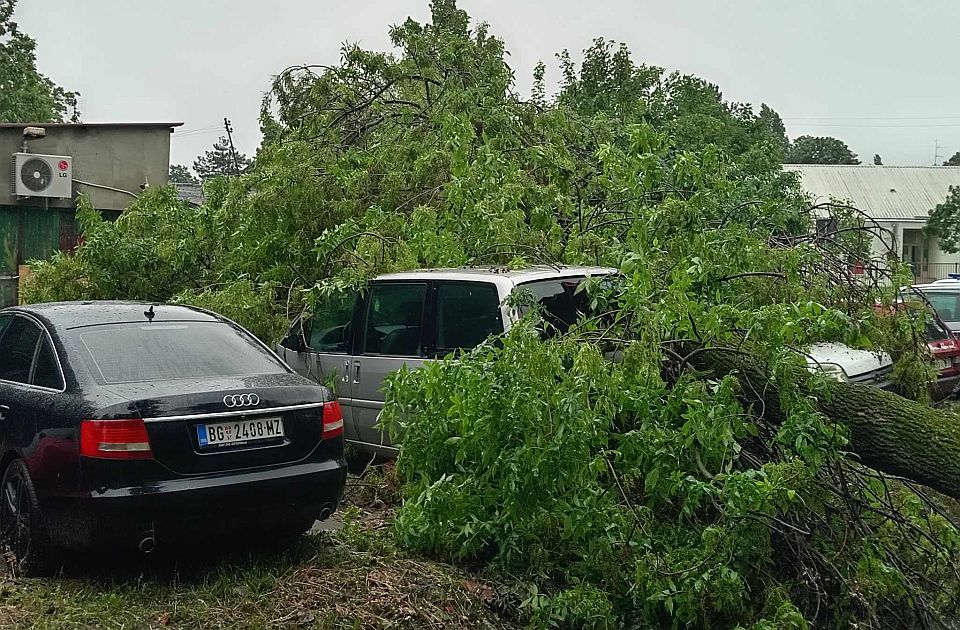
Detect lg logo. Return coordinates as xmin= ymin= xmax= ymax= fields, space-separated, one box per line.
xmin=223 ymin=393 xmax=260 ymax=408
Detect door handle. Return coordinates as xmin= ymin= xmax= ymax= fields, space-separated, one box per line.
xmin=353 ymin=361 xmax=361 ymax=384
xmin=342 ymin=360 xmax=350 ymax=383
xmin=0 ymin=404 xmax=8 ymax=421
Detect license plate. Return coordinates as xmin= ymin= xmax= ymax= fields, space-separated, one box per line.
xmin=198 ymin=417 xmax=284 ymax=448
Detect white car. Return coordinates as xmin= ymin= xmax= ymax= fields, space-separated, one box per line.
xmin=910 ymin=276 xmax=960 ymax=333
xmin=805 ymin=342 xmax=894 ymax=389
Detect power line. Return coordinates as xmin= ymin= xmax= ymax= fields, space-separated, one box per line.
xmin=174 ymin=129 xmax=223 ymax=138
xmin=178 ymin=123 xmax=222 ymax=133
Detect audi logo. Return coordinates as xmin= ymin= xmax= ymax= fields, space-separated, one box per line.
xmin=223 ymin=393 xmax=260 ymax=408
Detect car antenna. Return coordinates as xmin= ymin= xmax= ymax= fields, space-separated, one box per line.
xmin=144 ymin=305 xmax=156 ymax=322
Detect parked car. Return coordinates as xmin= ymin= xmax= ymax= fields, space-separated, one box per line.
xmin=278 ymin=266 xmax=615 ymax=456
xmin=890 ymin=282 xmax=960 ymax=398
xmin=920 ymin=316 xmax=960 ymax=399
xmin=0 ymin=302 xmax=346 ymax=575
xmin=912 ymin=276 xmax=960 ymax=333
xmin=805 ymin=342 xmax=894 ymax=389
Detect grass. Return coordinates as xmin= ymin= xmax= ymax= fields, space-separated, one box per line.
xmin=0 ymin=470 xmax=520 ymax=630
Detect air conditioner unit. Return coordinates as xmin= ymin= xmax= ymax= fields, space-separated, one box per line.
xmin=11 ymin=153 xmax=73 ymax=199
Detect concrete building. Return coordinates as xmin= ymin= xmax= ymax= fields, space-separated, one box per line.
xmin=0 ymin=122 xmax=182 ymax=306
xmin=787 ymin=164 xmax=960 ymax=283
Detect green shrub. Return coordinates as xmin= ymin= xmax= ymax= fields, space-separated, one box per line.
xmin=383 ymin=323 xmax=960 ymax=627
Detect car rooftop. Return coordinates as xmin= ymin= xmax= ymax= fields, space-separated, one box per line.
xmin=7 ymin=301 xmax=220 ymax=329
xmin=914 ymin=279 xmax=960 ymax=290
xmin=375 ymin=265 xmax=617 ymax=282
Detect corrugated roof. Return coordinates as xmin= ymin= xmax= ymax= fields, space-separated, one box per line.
xmin=785 ymin=165 xmax=960 ymax=221
xmin=173 ymin=182 xmax=205 ymax=206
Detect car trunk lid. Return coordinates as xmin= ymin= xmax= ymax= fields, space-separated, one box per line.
xmin=103 ymin=374 xmax=326 ymax=475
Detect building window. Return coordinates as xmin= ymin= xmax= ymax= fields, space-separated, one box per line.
xmin=816 ymin=218 xmax=838 ymax=236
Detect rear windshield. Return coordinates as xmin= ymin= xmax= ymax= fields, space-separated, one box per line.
xmin=68 ymin=321 xmax=287 ymax=385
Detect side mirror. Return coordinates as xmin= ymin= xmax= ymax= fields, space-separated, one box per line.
xmin=280 ymin=326 xmax=308 ymax=352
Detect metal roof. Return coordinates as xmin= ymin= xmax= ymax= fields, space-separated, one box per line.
xmin=785 ymin=165 xmax=960 ymax=222
xmin=174 ymin=182 xmax=205 ymax=206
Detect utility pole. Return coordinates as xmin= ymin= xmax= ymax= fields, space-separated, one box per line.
xmin=223 ymin=117 xmax=241 ymax=176
xmin=934 ymin=139 xmax=944 ymax=166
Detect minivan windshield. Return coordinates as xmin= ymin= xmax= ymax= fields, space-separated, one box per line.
xmin=68 ymin=321 xmax=287 ymax=385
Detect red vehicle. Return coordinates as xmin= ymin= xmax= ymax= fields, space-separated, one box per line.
xmin=880 ymin=291 xmax=960 ymax=399
xmin=925 ymin=319 xmax=960 ymax=399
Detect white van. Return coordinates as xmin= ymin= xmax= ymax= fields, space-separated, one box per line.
xmin=277 ymin=266 xmax=615 ymax=456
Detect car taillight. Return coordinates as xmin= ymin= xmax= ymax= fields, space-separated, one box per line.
xmin=80 ymin=419 xmax=153 ymax=460
xmin=322 ymin=401 xmax=344 ymax=439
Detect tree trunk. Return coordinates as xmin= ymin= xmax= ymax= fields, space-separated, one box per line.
xmin=817 ymin=383 xmax=960 ymax=501
xmin=684 ymin=349 xmax=960 ymax=501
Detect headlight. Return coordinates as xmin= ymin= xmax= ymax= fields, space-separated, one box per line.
xmin=817 ymin=363 xmax=849 ymax=383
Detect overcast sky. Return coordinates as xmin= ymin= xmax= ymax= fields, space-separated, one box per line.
xmin=16 ymin=1 xmax=960 ymax=168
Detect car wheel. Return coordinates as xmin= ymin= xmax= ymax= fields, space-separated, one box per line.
xmin=0 ymin=459 xmax=51 ymax=577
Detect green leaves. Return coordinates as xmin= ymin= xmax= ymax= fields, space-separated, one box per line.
xmin=927 ymin=185 xmax=960 ymax=254
xmin=786 ymin=135 xmax=860 ymax=165
xmin=0 ymin=0 xmax=79 ymax=123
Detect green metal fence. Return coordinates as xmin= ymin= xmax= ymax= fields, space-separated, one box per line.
xmin=0 ymin=205 xmax=81 ymax=308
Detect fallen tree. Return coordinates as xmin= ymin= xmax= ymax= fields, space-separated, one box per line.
xmin=20 ymin=1 xmax=960 ymax=626
xmin=685 ymin=348 xmax=960 ymax=501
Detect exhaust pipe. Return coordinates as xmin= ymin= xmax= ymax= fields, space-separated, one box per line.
xmin=318 ymin=504 xmax=335 ymax=521
xmin=138 ymin=535 xmax=156 ymax=554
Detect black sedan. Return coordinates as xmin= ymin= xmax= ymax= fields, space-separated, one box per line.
xmin=0 ymin=302 xmax=347 ymax=575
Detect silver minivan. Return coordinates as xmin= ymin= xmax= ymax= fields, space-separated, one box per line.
xmin=277 ymin=266 xmax=615 ymax=456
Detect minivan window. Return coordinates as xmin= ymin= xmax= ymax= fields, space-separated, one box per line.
xmin=363 ymin=283 xmax=426 ymax=356
xmin=0 ymin=316 xmax=41 ymax=384
xmin=32 ymin=337 xmax=65 ymax=390
xmin=308 ymin=290 xmax=356 ymax=353
xmin=518 ymin=277 xmax=592 ymax=337
xmin=436 ymin=282 xmax=503 ymax=353
xmin=69 ymin=321 xmax=287 ymax=385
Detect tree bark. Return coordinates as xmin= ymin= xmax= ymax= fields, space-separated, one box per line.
xmin=817 ymin=383 xmax=960 ymax=501
xmin=685 ymin=349 xmax=960 ymax=501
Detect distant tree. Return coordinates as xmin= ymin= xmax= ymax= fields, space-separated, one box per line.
xmin=943 ymin=152 xmax=960 ymax=166
xmin=555 ymin=39 xmax=784 ymax=160
xmin=927 ymin=186 xmax=960 ymax=252
xmin=192 ymin=136 xmax=251 ymax=180
xmin=0 ymin=0 xmax=79 ymax=122
xmin=168 ymin=164 xmax=199 ymax=184
xmin=757 ymin=103 xmax=789 ymax=151
xmin=873 ymin=154 xmax=883 ymax=165
xmin=786 ymin=135 xmax=860 ymax=165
